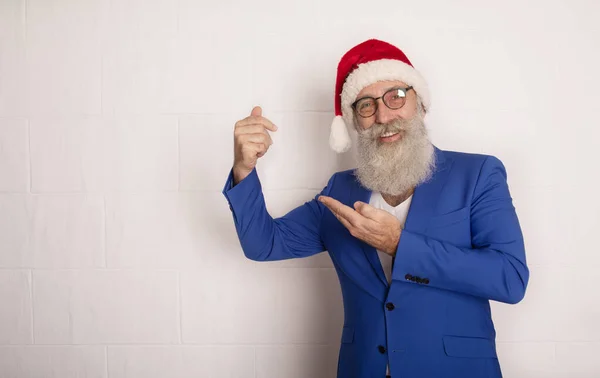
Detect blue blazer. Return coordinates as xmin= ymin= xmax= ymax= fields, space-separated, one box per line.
xmin=222 ymin=146 xmax=529 ymax=378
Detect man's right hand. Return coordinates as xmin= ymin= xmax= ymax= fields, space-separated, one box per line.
xmin=232 ymin=106 xmax=278 ymax=185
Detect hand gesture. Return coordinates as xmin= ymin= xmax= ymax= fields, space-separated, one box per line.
xmin=232 ymin=106 xmax=278 ymax=184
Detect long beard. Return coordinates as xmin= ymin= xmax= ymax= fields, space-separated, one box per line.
xmin=354 ymin=112 xmax=436 ymax=196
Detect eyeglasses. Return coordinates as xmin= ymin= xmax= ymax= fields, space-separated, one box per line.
xmin=351 ymin=86 xmax=414 ymax=118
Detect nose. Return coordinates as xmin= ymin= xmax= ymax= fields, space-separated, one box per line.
xmin=374 ymin=99 xmax=396 ymax=125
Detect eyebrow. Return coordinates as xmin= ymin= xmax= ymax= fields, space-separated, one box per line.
xmin=356 ymin=86 xmax=402 ymax=101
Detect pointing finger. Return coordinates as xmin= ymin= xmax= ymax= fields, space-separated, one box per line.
xmin=319 ymin=196 xmax=362 ymax=226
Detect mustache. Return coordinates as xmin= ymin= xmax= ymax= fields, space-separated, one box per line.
xmin=360 ymin=118 xmax=408 ymax=139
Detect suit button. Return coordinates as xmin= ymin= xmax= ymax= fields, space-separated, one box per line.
xmin=378 ymin=345 xmax=386 ymax=354
xmin=423 ymin=278 xmax=430 ymax=285
xmin=410 ymin=276 xmax=417 ymax=282
xmin=405 ymin=274 xmax=412 ymax=281
xmin=386 ymin=302 xmax=395 ymax=311
xmin=416 ymin=277 xmax=423 ymax=284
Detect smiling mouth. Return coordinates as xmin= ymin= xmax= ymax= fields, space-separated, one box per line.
xmin=381 ymin=131 xmax=399 ymax=138
xmin=378 ymin=130 xmax=403 ymax=143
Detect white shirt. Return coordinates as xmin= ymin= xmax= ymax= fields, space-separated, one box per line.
xmin=369 ymin=191 xmax=413 ymax=284
xmin=368 ymin=191 xmax=413 ymax=376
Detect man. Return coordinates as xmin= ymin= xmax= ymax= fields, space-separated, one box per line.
xmin=222 ymin=39 xmax=529 ymax=378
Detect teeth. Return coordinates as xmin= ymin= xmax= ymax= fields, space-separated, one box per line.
xmin=381 ymin=131 xmax=398 ymax=137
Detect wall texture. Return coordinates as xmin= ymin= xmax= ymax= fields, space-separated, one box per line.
xmin=0 ymin=0 xmax=598 ymax=376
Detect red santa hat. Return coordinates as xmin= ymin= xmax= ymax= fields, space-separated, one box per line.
xmin=330 ymin=39 xmax=431 ymax=153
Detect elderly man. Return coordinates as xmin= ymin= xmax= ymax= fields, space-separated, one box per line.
xmin=222 ymin=39 xmax=529 ymax=378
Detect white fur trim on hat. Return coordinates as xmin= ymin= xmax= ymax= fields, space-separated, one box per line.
xmin=329 ymin=115 xmax=351 ymax=153
xmin=340 ymin=59 xmax=430 ymax=132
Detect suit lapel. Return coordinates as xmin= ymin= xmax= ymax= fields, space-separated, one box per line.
xmin=349 ymin=146 xmax=452 ymax=291
xmin=403 ymin=146 xmax=452 ymax=234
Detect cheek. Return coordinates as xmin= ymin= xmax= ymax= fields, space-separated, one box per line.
xmin=356 ymin=117 xmax=374 ymax=130
xmin=402 ymin=100 xmax=419 ymax=118
xmin=395 ymin=107 xmax=415 ymax=120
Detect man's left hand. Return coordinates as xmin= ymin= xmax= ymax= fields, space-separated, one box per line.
xmin=318 ymin=195 xmax=401 ymax=256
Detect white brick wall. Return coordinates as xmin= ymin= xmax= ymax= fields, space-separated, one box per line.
xmin=0 ymin=0 xmax=598 ymax=376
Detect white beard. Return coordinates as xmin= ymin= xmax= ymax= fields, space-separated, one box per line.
xmin=354 ymin=110 xmax=436 ymax=196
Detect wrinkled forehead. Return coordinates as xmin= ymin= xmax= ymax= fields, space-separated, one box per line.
xmin=356 ymin=80 xmax=410 ymax=99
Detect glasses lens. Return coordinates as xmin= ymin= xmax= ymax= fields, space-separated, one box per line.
xmin=383 ymin=88 xmax=407 ymax=109
xmin=356 ymin=98 xmax=376 ymax=117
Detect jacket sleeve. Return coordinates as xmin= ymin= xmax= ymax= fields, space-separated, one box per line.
xmin=391 ymin=155 xmax=529 ymax=304
xmin=222 ymin=167 xmax=335 ymax=261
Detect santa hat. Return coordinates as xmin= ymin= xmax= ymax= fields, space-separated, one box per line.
xmin=329 ymin=39 xmax=431 ymax=153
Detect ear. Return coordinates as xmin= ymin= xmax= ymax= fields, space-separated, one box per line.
xmin=417 ymin=97 xmax=427 ymax=117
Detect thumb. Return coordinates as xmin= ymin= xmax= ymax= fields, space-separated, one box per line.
xmin=251 ymin=106 xmax=262 ymax=117
xmin=354 ymin=201 xmax=375 ymax=218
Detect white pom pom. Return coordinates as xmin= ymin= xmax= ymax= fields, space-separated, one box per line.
xmin=329 ymin=116 xmax=351 ymax=153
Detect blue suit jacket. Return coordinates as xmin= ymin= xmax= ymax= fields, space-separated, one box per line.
xmin=222 ymin=146 xmax=529 ymax=378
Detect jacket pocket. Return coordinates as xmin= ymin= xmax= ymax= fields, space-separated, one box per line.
xmin=341 ymin=326 xmax=354 ymax=344
xmin=443 ymin=335 xmax=498 ymax=358
xmin=427 ymin=206 xmax=469 ymax=229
